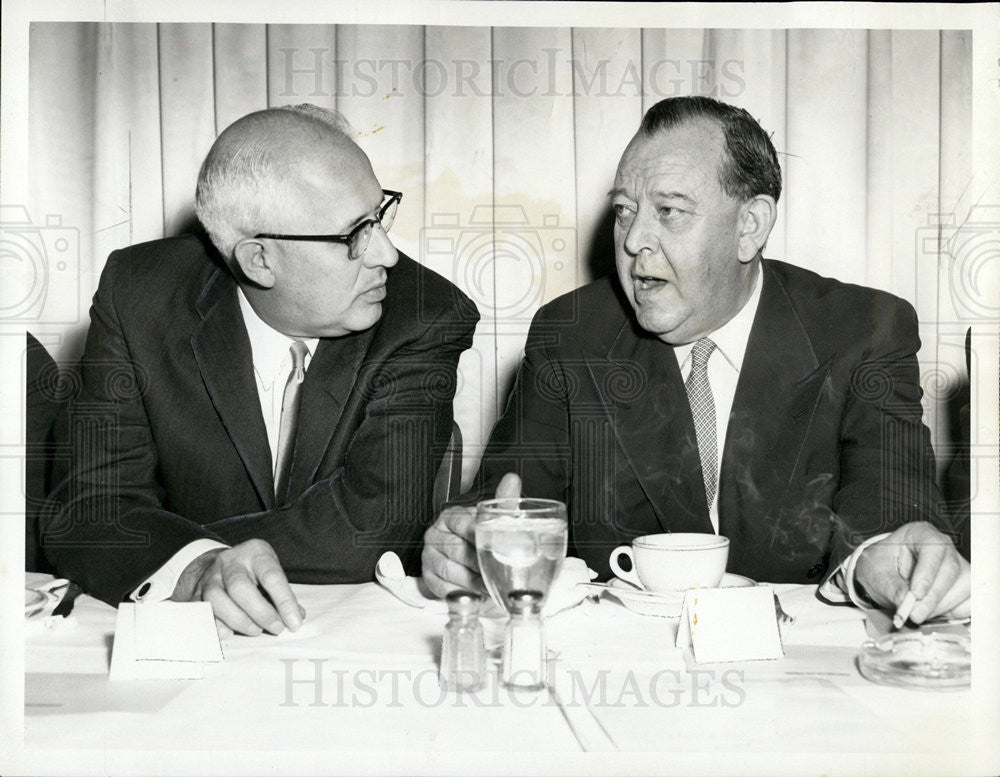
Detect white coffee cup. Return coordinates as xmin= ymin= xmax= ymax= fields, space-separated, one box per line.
xmin=609 ymin=533 xmax=730 ymax=593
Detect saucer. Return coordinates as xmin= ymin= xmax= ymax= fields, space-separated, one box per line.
xmin=717 ymin=573 xmax=755 ymax=589
xmin=605 ymin=574 xmax=756 ymax=618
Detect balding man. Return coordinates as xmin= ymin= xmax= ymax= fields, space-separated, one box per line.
xmin=44 ymin=105 xmax=479 ymax=635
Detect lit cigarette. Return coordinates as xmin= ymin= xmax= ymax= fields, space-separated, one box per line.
xmin=893 ymin=591 xmax=917 ymax=629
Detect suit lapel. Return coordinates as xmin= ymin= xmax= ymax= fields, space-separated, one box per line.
xmin=191 ymin=270 xmax=275 ymax=509
xmin=591 ymin=320 xmax=713 ymax=534
xmin=719 ymin=261 xmax=830 ymax=534
xmin=285 ymin=326 xmax=376 ymax=500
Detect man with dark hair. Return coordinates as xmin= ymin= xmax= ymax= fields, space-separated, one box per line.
xmin=637 ymin=96 xmax=783 ymax=204
xmin=423 ymin=95 xmax=969 ymax=624
xmin=44 ymin=105 xmax=479 ymax=636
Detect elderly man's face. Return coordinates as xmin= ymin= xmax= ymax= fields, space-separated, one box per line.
xmin=265 ymin=142 xmax=399 ymax=339
xmin=611 ymin=119 xmax=752 ymax=345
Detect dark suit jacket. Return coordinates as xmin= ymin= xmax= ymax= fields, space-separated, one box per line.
xmin=26 ymin=333 xmax=65 ymax=574
xmin=460 ymin=259 xmax=942 ymax=584
xmin=44 ymin=234 xmax=479 ymax=605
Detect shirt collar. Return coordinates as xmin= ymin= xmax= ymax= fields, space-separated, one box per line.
xmin=674 ymin=265 xmax=763 ymax=373
xmin=237 ymin=288 xmax=318 ymax=384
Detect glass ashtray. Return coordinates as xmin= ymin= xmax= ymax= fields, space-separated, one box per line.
xmin=858 ymin=631 xmax=970 ymax=690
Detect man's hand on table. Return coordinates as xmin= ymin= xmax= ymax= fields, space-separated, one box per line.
xmin=171 ymin=539 xmax=306 ymax=637
xmin=421 ymin=472 xmax=521 ymax=598
xmin=854 ymin=521 xmax=970 ymax=624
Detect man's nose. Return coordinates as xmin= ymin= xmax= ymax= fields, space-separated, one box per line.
xmin=364 ymin=224 xmax=399 ymax=270
xmin=621 ymin=208 xmax=657 ymax=258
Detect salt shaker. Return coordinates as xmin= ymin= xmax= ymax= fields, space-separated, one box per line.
xmin=439 ymin=590 xmax=486 ymax=692
xmin=502 ymin=589 xmax=547 ymax=690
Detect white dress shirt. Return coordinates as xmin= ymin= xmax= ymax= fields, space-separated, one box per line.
xmin=130 ymin=290 xmax=317 ymax=602
xmin=236 ymin=289 xmax=318 ymax=466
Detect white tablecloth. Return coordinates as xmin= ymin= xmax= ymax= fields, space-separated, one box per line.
xmin=20 ymin=573 xmax=977 ymax=772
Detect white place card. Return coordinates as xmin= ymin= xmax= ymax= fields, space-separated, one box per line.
xmin=109 ymin=602 xmax=224 ymax=680
xmin=675 ymin=585 xmax=784 ymax=663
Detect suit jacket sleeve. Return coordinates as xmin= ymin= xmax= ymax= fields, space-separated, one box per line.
xmin=44 ymin=249 xmax=219 ymax=603
xmin=828 ymin=293 xmax=943 ymax=569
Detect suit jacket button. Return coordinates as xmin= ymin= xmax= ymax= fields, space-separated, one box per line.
xmin=807 ymin=564 xmax=824 ymax=579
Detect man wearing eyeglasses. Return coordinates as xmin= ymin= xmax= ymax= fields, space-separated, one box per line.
xmin=44 ymin=105 xmax=479 ymax=636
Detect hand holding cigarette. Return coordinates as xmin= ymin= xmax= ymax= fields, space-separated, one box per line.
xmin=892 ymin=590 xmax=917 ymax=630
xmin=854 ymin=521 xmax=970 ymax=625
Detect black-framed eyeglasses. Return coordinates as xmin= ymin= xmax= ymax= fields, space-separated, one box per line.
xmin=255 ymin=189 xmax=402 ymax=261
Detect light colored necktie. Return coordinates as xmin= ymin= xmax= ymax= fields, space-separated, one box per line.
xmin=685 ymin=337 xmax=718 ymax=510
xmin=273 ymin=340 xmax=309 ymax=502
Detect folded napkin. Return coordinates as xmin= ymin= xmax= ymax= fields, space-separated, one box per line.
xmin=542 ymin=557 xmax=600 ymax=616
xmin=375 ymin=552 xmax=597 ymax=618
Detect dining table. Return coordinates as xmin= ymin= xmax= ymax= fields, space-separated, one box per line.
xmin=16 ymin=571 xmax=986 ymax=776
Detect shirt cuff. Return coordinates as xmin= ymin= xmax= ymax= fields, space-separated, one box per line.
xmin=817 ymin=533 xmax=891 ymax=608
xmin=129 ymin=539 xmax=229 ymax=603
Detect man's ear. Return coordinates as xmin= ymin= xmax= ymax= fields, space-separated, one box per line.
xmin=737 ymin=195 xmax=777 ymax=264
xmin=233 ymin=238 xmax=277 ymax=288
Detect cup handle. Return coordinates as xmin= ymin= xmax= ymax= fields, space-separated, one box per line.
xmin=609 ymin=545 xmax=641 ymax=587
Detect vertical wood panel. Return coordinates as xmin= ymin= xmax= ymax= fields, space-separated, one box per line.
xmin=935 ymin=30 xmax=976 ymax=460
xmin=335 ymin=25 xmax=426 ymax=259
xmin=571 ymin=27 xmax=644 ymax=284
xmin=869 ymin=31 xmax=948 ymax=453
xmin=423 ymin=26 xmax=495 ymax=481
xmin=886 ymin=31 xmax=944 ymax=450
xmin=27 ymin=23 xmax=99 ymax=354
xmin=213 ymin=24 xmax=268 ymax=130
xmin=784 ymin=29 xmax=869 ymax=284
xmin=641 ymin=28 xmax=706 ymax=114
xmin=93 ymin=23 xmax=164 ymax=261
xmin=889 ymin=30 xmax=941 ymax=312
xmin=158 ymin=23 xmax=216 ymax=237
xmin=865 ymin=31 xmax=894 ymax=296
xmin=492 ymin=27 xmax=578 ymax=399
xmin=937 ymin=28 xmax=974 ymax=336
xmin=706 ymin=29 xmax=788 ymax=262
xmin=265 ymin=24 xmax=338 ymax=110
